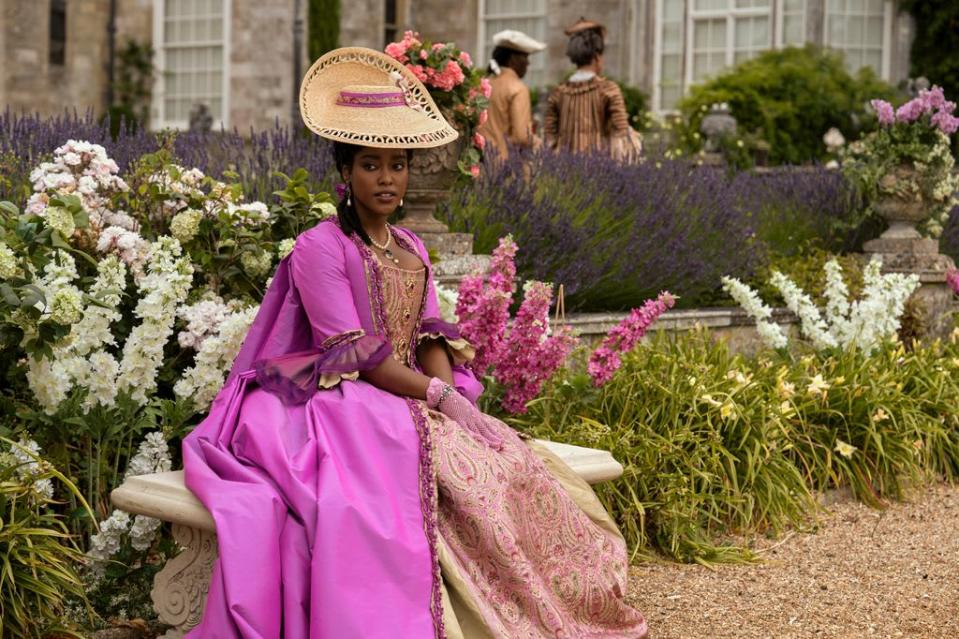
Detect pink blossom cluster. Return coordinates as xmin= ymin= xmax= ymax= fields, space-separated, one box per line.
xmin=494 ymin=281 xmax=578 ymax=414
xmin=455 ymin=236 xmax=517 ymax=374
xmin=385 ymin=31 xmax=467 ymax=92
xmin=947 ymin=268 xmax=959 ymax=297
xmin=588 ymin=292 xmax=676 ymax=387
xmin=871 ymin=86 xmax=959 ymax=135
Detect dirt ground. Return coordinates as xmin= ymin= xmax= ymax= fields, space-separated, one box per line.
xmin=627 ymin=483 xmax=959 ymax=639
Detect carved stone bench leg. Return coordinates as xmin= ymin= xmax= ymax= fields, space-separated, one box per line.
xmin=151 ymin=524 xmax=217 ymax=638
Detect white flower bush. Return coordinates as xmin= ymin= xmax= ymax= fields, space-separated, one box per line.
xmin=724 ymin=257 xmax=920 ymax=353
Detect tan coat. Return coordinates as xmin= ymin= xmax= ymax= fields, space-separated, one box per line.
xmin=477 ymin=67 xmax=534 ymax=159
xmin=543 ymin=76 xmax=631 ymax=155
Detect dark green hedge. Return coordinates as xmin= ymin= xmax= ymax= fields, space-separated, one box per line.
xmin=308 ymin=0 xmax=340 ymax=61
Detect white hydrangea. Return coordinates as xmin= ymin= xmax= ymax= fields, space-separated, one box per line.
xmin=277 ymin=238 xmax=296 ymax=259
xmin=116 ymin=237 xmax=194 ymax=405
xmin=769 ymin=271 xmax=837 ymax=350
xmin=721 ymin=276 xmax=788 ymax=349
xmin=48 ymin=287 xmax=83 ymax=325
xmin=174 ymin=305 xmax=258 ymax=409
xmin=169 ymin=208 xmax=203 ymax=243
xmin=43 ymin=205 xmax=76 ymax=238
xmin=227 ymin=201 xmax=270 ymax=224
xmin=0 ymin=241 xmax=19 ymax=279
xmin=240 ymin=250 xmax=272 ymax=277
xmin=10 ymin=438 xmax=54 ymax=500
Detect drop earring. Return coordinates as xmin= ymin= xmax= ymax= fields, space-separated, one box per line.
xmin=346 ymin=184 xmax=352 ymax=207
xmin=399 ymin=197 xmax=404 ymax=207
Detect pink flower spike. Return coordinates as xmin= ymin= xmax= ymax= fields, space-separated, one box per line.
xmin=947 ymin=269 xmax=959 ymax=296
xmin=932 ymin=110 xmax=959 ymax=135
xmin=480 ymin=77 xmax=493 ymax=99
xmin=895 ymin=98 xmax=925 ymax=123
xmin=871 ymin=99 xmax=895 ymax=125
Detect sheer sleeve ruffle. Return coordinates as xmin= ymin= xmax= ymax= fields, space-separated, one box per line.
xmin=254 ymin=330 xmax=392 ymax=404
xmin=417 ymin=317 xmax=475 ymax=365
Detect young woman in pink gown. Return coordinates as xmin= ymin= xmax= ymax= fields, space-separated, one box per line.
xmin=182 ymin=47 xmax=648 ymax=638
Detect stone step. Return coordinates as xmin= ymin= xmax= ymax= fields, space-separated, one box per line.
xmin=433 ymin=254 xmax=491 ymax=288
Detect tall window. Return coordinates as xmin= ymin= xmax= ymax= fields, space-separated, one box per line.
xmin=478 ymin=0 xmax=547 ymax=86
xmin=824 ymin=0 xmax=888 ymax=77
xmin=688 ymin=0 xmax=772 ymax=85
xmin=49 ymin=0 xmax=67 ymax=66
xmin=384 ymin=0 xmax=399 ymax=47
xmin=154 ymin=0 xmax=229 ymax=129
xmin=656 ymin=0 xmax=685 ymax=111
xmin=778 ymin=0 xmax=805 ymax=46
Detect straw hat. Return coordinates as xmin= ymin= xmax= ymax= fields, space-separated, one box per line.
xmin=492 ymin=30 xmax=547 ymax=54
xmin=299 ymin=47 xmax=458 ymax=149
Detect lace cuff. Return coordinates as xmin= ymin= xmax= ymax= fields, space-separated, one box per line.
xmin=255 ymin=330 xmax=392 ymax=404
xmin=417 ymin=318 xmax=476 ymax=365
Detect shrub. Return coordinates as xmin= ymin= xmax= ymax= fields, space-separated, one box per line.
xmin=0 ymin=438 xmax=91 ymax=638
xmin=446 ymin=149 xmax=863 ymax=311
xmin=509 ymin=330 xmax=959 ymax=563
xmin=678 ymin=46 xmax=897 ymax=165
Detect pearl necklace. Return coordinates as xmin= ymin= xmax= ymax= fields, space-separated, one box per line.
xmin=370 ymin=226 xmax=400 ymax=264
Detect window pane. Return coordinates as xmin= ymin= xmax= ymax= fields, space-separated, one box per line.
xmin=664 ymin=0 xmax=684 ymax=21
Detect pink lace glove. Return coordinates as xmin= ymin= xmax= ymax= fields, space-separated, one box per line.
xmin=426 ymin=377 xmax=504 ymax=451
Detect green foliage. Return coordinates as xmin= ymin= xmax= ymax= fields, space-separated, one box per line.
xmin=613 ymin=79 xmax=648 ymax=131
xmin=508 ymin=331 xmax=959 ymax=563
xmin=106 ymin=39 xmax=154 ymax=135
xmin=0 ymin=439 xmax=92 ymax=638
xmin=679 ymin=46 xmax=898 ymax=165
xmin=308 ymin=0 xmax=340 ymax=61
xmin=901 ymin=1 xmax=959 ymax=110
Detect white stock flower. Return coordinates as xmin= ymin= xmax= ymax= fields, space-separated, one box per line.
xmin=70 ymin=256 xmax=127 ymax=356
xmin=721 ymin=276 xmax=788 ymax=349
xmin=77 ymin=350 xmax=121 ymax=411
xmin=116 ymin=237 xmax=194 ymax=405
xmin=823 ymin=260 xmax=852 ymax=341
xmin=125 ymin=431 xmax=173 ymax=478
xmin=435 ymin=284 xmax=459 ymax=323
xmin=174 ymin=305 xmax=258 ymax=409
xmin=87 ymin=510 xmax=132 ymax=563
xmin=25 ymin=356 xmax=73 ymax=414
xmin=770 ymin=271 xmax=837 ymax=350
xmin=10 ymin=438 xmax=54 ymax=500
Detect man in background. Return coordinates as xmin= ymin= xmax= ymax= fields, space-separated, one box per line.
xmin=478 ymin=30 xmax=546 ymax=158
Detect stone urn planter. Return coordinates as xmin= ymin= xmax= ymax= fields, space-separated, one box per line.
xmin=873 ymin=164 xmax=929 ymax=240
xmin=404 ymin=115 xmax=465 ymax=234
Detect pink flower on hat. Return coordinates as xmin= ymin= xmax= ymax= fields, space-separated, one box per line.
xmin=427 ymin=60 xmax=465 ymax=91
xmin=469 ymin=164 xmax=480 ymax=178
xmin=478 ymin=109 xmax=489 ymax=125
xmin=385 ymin=42 xmax=409 ymax=63
xmin=405 ymin=64 xmax=428 ymax=83
xmin=459 ymin=51 xmax=473 ymax=68
xmin=473 ymin=133 xmax=486 ymax=150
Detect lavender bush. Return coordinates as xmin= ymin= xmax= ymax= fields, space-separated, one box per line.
xmin=0 ymin=110 xmax=333 ymax=204
xmin=446 ymin=150 xmax=864 ymax=310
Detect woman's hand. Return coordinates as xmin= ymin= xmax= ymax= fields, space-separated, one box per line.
xmin=427 ymin=377 xmax=504 ymax=451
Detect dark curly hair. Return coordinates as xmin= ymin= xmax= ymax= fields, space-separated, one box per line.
xmin=566 ymin=28 xmax=604 ymax=67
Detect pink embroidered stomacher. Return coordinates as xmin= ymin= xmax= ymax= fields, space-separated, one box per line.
xmin=183 ymin=218 xmax=647 ymax=638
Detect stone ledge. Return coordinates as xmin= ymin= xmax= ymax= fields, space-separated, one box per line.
xmin=560 ymin=306 xmax=797 ymax=340
xmin=111 ymin=440 xmax=623 ymax=532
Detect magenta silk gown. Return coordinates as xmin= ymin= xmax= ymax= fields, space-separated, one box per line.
xmin=182 ymin=218 xmax=648 ymax=638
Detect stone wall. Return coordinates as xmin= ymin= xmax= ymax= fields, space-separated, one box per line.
xmin=564 ymin=308 xmax=800 ymax=357
xmin=230 ymin=0 xmax=306 ymax=130
xmin=340 ymin=0 xmax=385 ymax=50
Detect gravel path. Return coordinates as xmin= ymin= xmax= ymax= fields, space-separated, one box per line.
xmin=627 ymin=483 xmax=959 ymax=638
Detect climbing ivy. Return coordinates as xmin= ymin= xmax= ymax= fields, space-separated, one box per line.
xmin=309 ymin=0 xmax=340 ymax=61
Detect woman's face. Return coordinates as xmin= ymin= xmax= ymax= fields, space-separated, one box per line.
xmin=342 ymin=147 xmax=410 ymax=219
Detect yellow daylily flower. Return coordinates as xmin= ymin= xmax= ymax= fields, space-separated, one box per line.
xmin=720 ymin=401 xmax=737 ymax=420
xmin=872 ymin=408 xmax=889 ymax=423
xmin=807 ymin=374 xmax=830 ymax=397
xmin=834 ymin=439 xmax=857 ymax=459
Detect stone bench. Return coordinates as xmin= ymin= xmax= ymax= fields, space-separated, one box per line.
xmin=111 ymin=440 xmax=623 ymax=638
